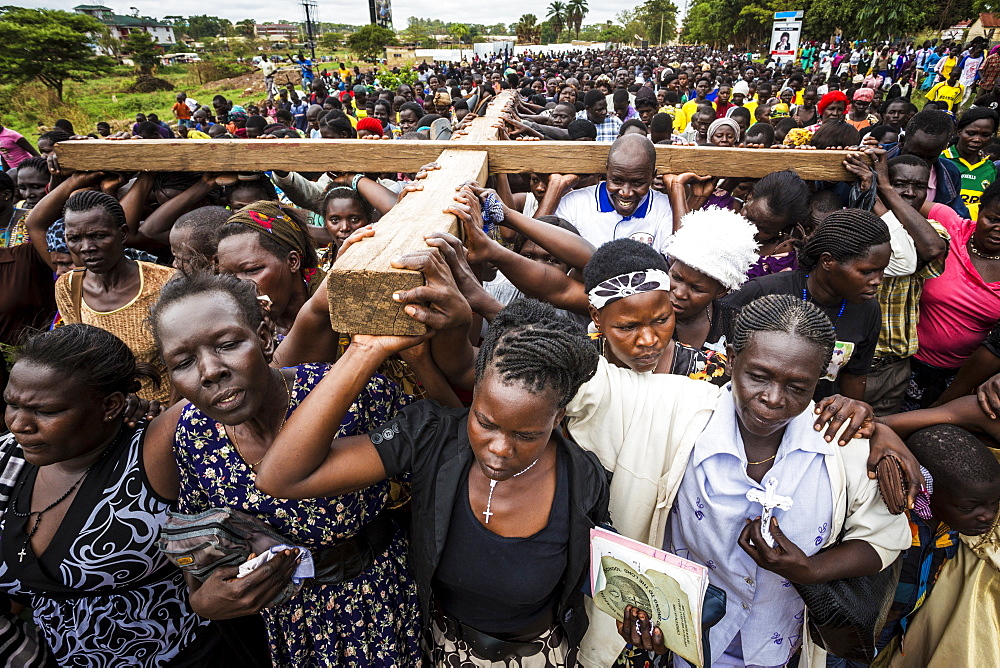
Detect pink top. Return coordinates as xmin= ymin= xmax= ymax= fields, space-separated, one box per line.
xmin=0 ymin=128 xmax=33 ymax=169
xmin=916 ymin=205 xmax=1000 ymax=369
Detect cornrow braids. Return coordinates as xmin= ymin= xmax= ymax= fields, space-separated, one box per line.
xmin=475 ymin=299 xmax=598 ymax=408
xmin=732 ymin=294 xmax=837 ymax=371
xmin=64 ymin=189 xmax=127 ymax=229
xmin=797 ymin=208 xmax=890 ymax=273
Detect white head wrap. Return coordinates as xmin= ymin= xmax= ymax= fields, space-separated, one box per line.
xmin=587 ymin=269 xmax=671 ymax=310
xmin=665 ymin=207 xmax=760 ymax=291
xmin=732 ymin=80 xmax=750 ymax=96
xmin=707 ymin=117 xmax=742 ymax=142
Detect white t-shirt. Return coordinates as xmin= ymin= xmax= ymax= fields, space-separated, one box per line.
xmin=554 ymin=182 xmax=674 ymax=254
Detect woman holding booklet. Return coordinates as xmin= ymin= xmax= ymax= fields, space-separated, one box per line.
xmin=563 ymin=294 xmax=914 ymax=667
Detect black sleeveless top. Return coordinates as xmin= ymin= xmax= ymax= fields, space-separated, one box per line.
xmin=433 ymin=451 xmax=570 ymax=637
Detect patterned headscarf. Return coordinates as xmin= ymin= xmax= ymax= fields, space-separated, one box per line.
xmin=228 ymin=200 xmax=309 ymax=256
xmin=228 ymin=105 xmax=248 ymax=121
xmin=46 ymin=218 xmax=68 ymax=253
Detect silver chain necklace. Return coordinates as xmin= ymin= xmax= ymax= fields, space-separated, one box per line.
xmin=481 ymin=457 xmax=541 ymax=524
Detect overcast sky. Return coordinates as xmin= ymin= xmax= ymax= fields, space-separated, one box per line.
xmin=22 ymin=0 xmax=621 ymax=30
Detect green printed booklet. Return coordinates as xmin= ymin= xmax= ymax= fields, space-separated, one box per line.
xmin=590 ymin=527 xmax=710 ymax=666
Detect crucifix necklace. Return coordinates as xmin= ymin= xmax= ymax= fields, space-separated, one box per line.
xmin=481 ymin=457 xmax=541 ymax=525
xmin=10 ymin=430 xmax=118 ymax=562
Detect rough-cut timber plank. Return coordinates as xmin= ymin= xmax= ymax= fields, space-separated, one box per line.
xmin=326 ymin=148 xmax=489 ymax=335
xmin=55 ymin=139 xmax=862 ymax=180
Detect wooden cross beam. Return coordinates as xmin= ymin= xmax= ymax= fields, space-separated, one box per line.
xmin=55 ymin=138 xmax=859 ymax=180
xmin=52 ymin=95 xmax=866 ymax=334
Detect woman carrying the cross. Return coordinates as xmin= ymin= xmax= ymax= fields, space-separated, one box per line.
xmin=254 ymin=285 xmax=611 ymax=664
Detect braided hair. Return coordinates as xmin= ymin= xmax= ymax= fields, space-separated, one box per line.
xmin=797 ymin=208 xmax=890 ymax=273
xmin=475 ymin=299 xmax=598 ymax=408
xmin=732 ymin=294 xmax=837 ymax=371
xmin=64 ymin=189 xmax=127 ymax=229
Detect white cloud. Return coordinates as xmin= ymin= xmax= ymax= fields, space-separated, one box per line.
xmin=17 ymin=0 xmax=620 ymax=32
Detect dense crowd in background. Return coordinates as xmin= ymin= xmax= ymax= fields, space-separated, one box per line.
xmin=0 ymin=38 xmax=999 ymax=668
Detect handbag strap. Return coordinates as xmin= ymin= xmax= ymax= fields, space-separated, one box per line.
xmin=69 ymin=268 xmax=85 ymax=321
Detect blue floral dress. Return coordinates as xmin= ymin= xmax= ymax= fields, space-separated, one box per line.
xmin=173 ymin=363 xmax=421 ymax=667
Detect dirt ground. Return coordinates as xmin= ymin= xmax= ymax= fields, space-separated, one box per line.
xmin=206 ymin=67 xmax=303 ymax=97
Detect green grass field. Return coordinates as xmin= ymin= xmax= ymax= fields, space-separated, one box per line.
xmin=0 ymin=50 xmax=363 ymax=140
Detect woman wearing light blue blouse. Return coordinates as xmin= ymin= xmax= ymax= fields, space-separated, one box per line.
xmin=559 ymin=293 xmax=914 ymax=668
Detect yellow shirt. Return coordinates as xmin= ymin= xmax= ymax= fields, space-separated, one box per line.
xmin=928 ymin=81 xmax=964 ymax=110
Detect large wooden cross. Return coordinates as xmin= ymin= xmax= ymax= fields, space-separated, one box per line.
xmin=55 ymin=93 xmax=862 ymax=335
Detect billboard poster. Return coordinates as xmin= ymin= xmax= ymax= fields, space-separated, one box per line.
xmin=369 ymin=0 xmax=393 ymax=29
xmin=769 ymin=20 xmax=801 ymax=62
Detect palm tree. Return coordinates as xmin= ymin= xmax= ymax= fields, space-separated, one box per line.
xmin=567 ymin=0 xmax=588 ymax=39
xmin=546 ymin=1 xmax=567 ymax=42
xmin=448 ymin=23 xmax=470 ymax=44
xmin=514 ymin=14 xmax=541 ymax=45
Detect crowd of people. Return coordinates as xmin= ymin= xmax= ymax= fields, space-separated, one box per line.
xmin=0 ymin=39 xmax=998 ymax=668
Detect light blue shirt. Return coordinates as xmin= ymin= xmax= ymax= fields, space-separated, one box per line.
xmin=666 ymin=386 xmax=833 ymax=667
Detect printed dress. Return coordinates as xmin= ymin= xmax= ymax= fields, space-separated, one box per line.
xmin=173 ymin=363 xmax=422 ymax=667
xmin=0 ymin=427 xmax=208 ymax=667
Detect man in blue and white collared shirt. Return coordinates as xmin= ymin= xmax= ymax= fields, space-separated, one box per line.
xmin=577 ymin=89 xmax=623 ymax=143
xmin=555 ymin=134 xmax=673 ymax=254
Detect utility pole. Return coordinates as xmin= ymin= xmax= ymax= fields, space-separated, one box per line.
xmin=659 ymin=13 xmax=664 ymax=45
xmin=302 ymin=0 xmax=317 ymax=59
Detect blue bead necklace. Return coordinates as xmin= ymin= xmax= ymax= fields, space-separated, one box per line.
xmin=802 ymin=275 xmax=846 ymax=319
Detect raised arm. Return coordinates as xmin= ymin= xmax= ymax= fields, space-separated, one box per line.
xmin=448 ymin=187 xmax=589 ymax=315
xmin=468 ymin=183 xmax=597 ymax=271
xmin=119 ymin=172 xmax=154 ymax=245
xmin=870 ymin=148 xmax=947 ymax=264
xmin=138 ymin=173 xmax=217 ymax=246
xmin=255 ymin=336 xmax=418 ymax=499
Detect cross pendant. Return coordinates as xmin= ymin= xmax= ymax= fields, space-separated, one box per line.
xmin=483 ymin=479 xmax=498 ymax=524
xmin=17 ymin=545 xmax=26 ymax=563
xmin=746 ymin=477 xmax=794 ymax=548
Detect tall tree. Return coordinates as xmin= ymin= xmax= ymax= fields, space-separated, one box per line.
xmin=637 ymin=0 xmax=678 ymax=44
xmin=0 ymin=7 xmax=114 ymax=101
xmin=448 ymin=23 xmax=470 ymax=44
xmin=567 ymin=0 xmax=589 ymax=38
xmin=235 ymin=19 xmax=257 ymax=38
xmin=514 ymin=14 xmax=542 ymax=44
xmin=346 ymin=24 xmax=398 ymax=61
xmin=124 ymin=30 xmax=160 ymax=75
xmin=546 ymin=1 xmax=567 ymax=42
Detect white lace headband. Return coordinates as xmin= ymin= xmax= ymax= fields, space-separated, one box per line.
xmin=587 ymin=269 xmax=671 ymax=310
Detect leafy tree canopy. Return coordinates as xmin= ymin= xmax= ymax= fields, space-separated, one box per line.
xmin=0 ymin=6 xmax=114 ymax=100
xmin=347 ymin=24 xmax=398 ymax=61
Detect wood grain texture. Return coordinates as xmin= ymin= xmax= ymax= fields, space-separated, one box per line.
xmin=54 ymin=141 xmax=861 ymax=179
xmin=327 ymin=148 xmax=489 ymax=335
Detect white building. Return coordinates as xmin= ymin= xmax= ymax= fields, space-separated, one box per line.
xmin=74 ymin=4 xmax=177 ymax=51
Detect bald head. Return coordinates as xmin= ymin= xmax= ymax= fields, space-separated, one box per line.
xmin=607 ymin=134 xmax=656 ymax=176
xmin=605 ymin=134 xmax=656 ymax=217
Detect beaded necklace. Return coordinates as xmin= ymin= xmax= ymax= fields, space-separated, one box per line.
xmin=802 ymin=274 xmax=846 ymax=320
